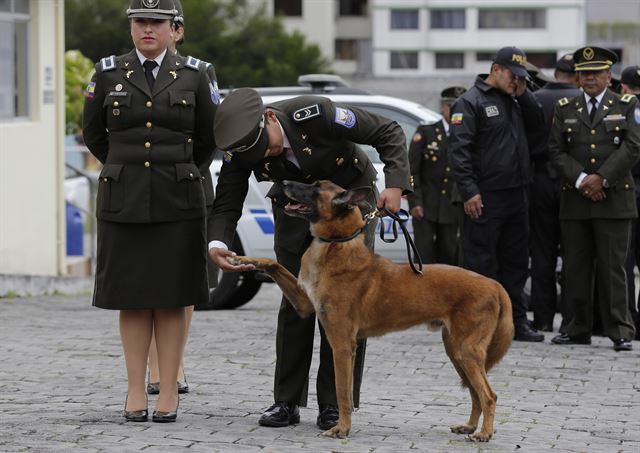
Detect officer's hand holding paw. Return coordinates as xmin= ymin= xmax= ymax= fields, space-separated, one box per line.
xmin=208 ymin=247 xmax=256 ymax=272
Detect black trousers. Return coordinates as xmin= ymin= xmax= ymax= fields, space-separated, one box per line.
xmin=271 ymin=199 xmax=376 ymax=408
xmin=561 ymin=218 xmax=636 ymax=340
xmin=462 ymin=187 xmax=529 ymax=327
xmin=410 ymin=217 xmax=459 ymax=265
xmin=623 ymin=183 xmax=640 ymax=333
xmin=528 ymin=169 xmax=568 ymax=328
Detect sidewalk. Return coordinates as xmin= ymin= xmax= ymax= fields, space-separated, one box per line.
xmin=1 ymin=284 xmax=638 ymax=452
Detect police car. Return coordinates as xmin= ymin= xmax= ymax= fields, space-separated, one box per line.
xmin=204 ymin=75 xmax=442 ymax=310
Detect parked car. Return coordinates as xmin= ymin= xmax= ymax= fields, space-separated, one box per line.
xmin=202 ymin=75 xmax=442 ymax=310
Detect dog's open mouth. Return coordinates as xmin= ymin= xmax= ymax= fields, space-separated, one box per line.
xmin=285 ymin=202 xmax=312 ymax=215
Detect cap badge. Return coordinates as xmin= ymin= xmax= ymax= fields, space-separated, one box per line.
xmin=511 ymin=53 xmax=526 ymax=64
xmin=583 ymin=47 xmax=594 ymax=61
xmin=142 ymin=0 xmax=160 ymax=8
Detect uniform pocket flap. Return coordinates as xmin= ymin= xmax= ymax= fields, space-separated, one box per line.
xmin=604 ymin=119 xmax=627 ymax=132
xmin=169 ymin=90 xmax=196 ymax=107
xmin=175 ymin=163 xmax=201 ymax=181
xmin=99 ymin=164 xmax=123 ymax=182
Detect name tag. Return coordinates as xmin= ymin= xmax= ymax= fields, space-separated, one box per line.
xmin=485 ymin=106 xmax=499 ymax=117
xmin=108 ymin=91 xmax=128 ymax=97
xmin=604 ymin=114 xmax=625 ymax=121
xmin=563 ymin=119 xmax=578 ymax=124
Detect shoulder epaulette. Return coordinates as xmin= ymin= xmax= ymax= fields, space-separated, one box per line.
xmin=293 ymin=104 xmax=321 ymax=122
xmin=100 ymin=55 xmax=116 ymax=72
xmin=621 ymin=94 xmax=634 ymax=104
xmin=558 ymin=97 xmax=569 ymax=106
xmin=185 ymin=56 xmax=201 ymax=70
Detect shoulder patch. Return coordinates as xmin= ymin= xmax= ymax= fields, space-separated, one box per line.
xmin=209 ymin=80 xmax=220 ymax=105
xmin=293 ymin=104 xmax=321 ymax=122
xmin=334 ymin=107 xmax=356 ymax=128
xmin=621 ymin=93 xmax=634 ymax=104
xmin=100 ymin=55 xmax=116 ymax=72
xmin=558 ymin=97 xmax=569 ymax=106
xmin=451 ymin=113 xmax=463 ymax=125
xmin=185 ymin=56 xmax=201 ymax=70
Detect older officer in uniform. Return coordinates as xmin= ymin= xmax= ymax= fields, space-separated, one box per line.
xmin=529 ymin=54 xmax=581 ymax=333
xmin=549 ymin=47 xmax=640 ymax=351
xmin=620 ymin=65 xmax=640 ymax=340
xmin=208 ymin=88 xmax=411 ymax=429
xmin=407 ymin=86 xmax=466 ymax=265
xmin=145 ymin=0 xmax=221 ymax=397
xmin=83 ymin=0 xmax=216 ymax=421
xmin=449 ymin=46 xmax=546 ymax=342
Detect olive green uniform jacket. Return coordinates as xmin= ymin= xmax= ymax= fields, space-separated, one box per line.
xmin=83 ymin=49 xmax=216 ymax=224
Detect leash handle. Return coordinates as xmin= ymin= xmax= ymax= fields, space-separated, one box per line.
xmin=378 ymin=208 xmax=424 ymax=275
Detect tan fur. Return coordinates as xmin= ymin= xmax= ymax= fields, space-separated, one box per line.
xmin=233 ymin=181 xmax=514 ymax=442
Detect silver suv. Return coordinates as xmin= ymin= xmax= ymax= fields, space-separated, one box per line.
xmin=204 ymin=75 xmax=441 ymax=310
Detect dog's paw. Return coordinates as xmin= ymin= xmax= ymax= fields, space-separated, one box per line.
xmin=231 ymin=256 xmax=272 ymax=268
xmin=450 ymin=424 xmax=476 ymax=435
xmin=322 ymin=424 xmax=350 ymax=439
xmin=468 ymin=431 xmax=492 ymax=442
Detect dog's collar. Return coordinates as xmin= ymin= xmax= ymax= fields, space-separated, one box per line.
xmin=316 ymin=228 xmax=364 ymax=243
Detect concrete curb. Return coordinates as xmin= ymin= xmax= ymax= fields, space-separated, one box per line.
xmin=0 ymin=274 xmax=93 ymax=297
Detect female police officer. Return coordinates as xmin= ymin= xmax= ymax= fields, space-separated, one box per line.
xmin=82 ymin=0 xmax=216 ymax=422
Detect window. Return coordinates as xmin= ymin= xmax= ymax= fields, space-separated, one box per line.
xmin=339 ymin=0 xmax=367 ymax=16
xmin=335 ymin=39 xmax=358 ymax=61
xmin=476 ymin=52 xmax=495 ymax=62
xmin=390 ymin=51 xmax=418 ymax=69
xmin=435 ymin=52 xmax=464 ymax=69
xmin=478 ymin=9 xmax=545 ymax=29
xmin=274 ymin=0 xmax=302 ymax=17
xmin=526 ymin=52 xmax=556 ymax=69
xmin=430 ymin=9 xmax=465 ymax=29
xmin=0 ymin=0 xmax=30 ymax=119
xmin=390 ymin=9 xmax=419 ymax=29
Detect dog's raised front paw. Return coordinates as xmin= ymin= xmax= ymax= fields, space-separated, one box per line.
xmin=450 ymin=424 xmax=476 ymax=435
xmin=231 ymin=256 xmax=273 ymax=268
xmin=322 ymin=424 xmax=350 ymax=439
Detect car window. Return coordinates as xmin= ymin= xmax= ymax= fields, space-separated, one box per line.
xmin=351 ymin=104 xmax=421 ymax=163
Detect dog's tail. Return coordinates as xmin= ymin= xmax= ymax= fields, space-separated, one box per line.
xmin=485 ymin=282 xmax=514 ymax=373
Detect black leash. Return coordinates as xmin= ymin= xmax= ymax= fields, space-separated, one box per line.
xmin=372 ymin=208 xmax=424 ymax=275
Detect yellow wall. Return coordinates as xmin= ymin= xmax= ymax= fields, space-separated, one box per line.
xmin=0 ymin=0 xmax=66 ymax=275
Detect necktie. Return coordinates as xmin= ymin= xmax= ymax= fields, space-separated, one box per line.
xmin=589 ymin=97 xmax=598 ymax=122
xmin=143 ymin=60 xmax=158 ymax=90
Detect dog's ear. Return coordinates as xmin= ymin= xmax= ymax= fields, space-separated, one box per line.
xmin=332 ymin=186 xmax=372 ymax=209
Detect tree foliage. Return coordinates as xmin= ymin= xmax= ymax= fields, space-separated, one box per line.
xmin=65 ymin=50 xmax=95 ymax=133
xmin=65 ymin=0 xmax=330 ymax=87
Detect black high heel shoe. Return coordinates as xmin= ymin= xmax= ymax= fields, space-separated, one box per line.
xmin=177 ymin=373 xmax=189 ymax=394
xmin=123 ymin=394 xmax=148 ymax=422
xmin=152 ymin=396 xmax=179 ymax=423
xmin=147 ymin=371 xmax=160 ymax=395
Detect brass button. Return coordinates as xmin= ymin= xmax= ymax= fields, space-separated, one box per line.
xmin=567 ymin=128 xmax=572 ymax=133
xmin=113 ymin=101 xmax=119 ymax=107
xmin=146 ymin=122 xmax=152 ymax=128
xmin=354 ymin=158 xmax=359 ymax=164
xmin=625 ymin=184 xmax=630 ymax=189
xmin=146 ymin=100 xmax=152 ymax=108
xmin=189 ymin=172 xmax=194 ymax=178
xmin=441 ymin=189 xmax=446 ymax=194
xmin=591 ymin=129 xmax=596 ymax=135
xmin=187 ymin=138 xmax=192 ymax=143
xmin=590 ymin=158 xmax=596 ymax=163
xmin=446 ymin=166 xmax=451 ymax=172
xmin=182 ymin=99 xmax=187 ymax=105
xmin=590 ymin=144 xmax=596 ymax=149
xmin=144 ymin=141 xmax=151 ymax=149
xmin=615 ymin=126 xmax=620 ymax=131
xmin=103 ymin=177 xmax=108 ymax=182
xmin=144 ymin=161 xmax=150 ymax=168
xmin=443 ymin=178 xmax=448 ymax=183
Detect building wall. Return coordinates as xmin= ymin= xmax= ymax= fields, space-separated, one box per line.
xmin=0 ymin=0 xmax=66 ymax=275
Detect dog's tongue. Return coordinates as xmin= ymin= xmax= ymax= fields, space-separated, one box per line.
xmin=285 ymin=202 xmax=307 ymax=211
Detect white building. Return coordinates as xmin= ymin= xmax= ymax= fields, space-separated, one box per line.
xmin=0 ymin=0 xmax=66 ymax=276
xmin=258 ymin=0 xmax=586 ymax=76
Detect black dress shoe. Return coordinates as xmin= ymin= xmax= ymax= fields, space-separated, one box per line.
xmin=258 ymin=402 xmax=300 ymax=427
xmin=612 ymin=339 xmax=633 ymax=351
xmin=146 ymin=382 xmax=160 ymax=395
xmin=123 ymin=395 xmax=148 ymax=422
xmin=317 ymin=404 xmax=339 ymax=430
xmin=514 ymin=323 xmax=544 ymax=342
xmin=551 ymin=333 xmax=591 ymax=345
xmin=152 ymin=398 xmax=179 ymax=423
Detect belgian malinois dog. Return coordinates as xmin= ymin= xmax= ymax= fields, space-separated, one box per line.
xmin=233 ymin=180 xmax=514 ymax=441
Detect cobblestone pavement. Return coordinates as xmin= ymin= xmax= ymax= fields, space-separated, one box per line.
xmin=1 ymin=284 xmax=639 ymax=452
